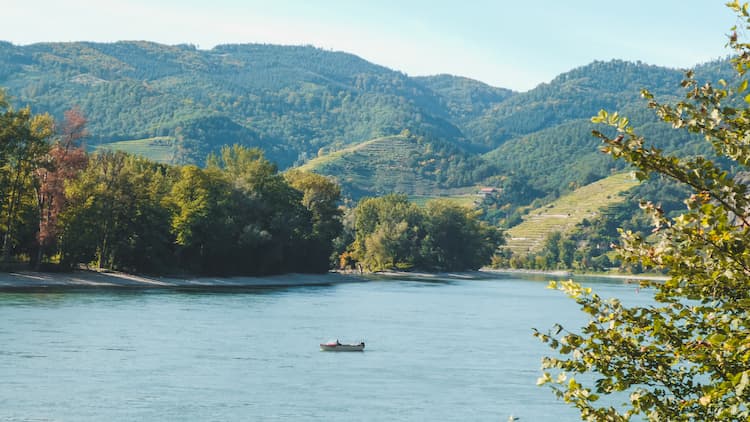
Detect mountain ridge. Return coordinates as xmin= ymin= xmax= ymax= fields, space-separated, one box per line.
xmin=0 ymin=40 xmax=732 ymax=203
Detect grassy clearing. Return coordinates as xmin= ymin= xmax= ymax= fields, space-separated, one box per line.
xmin=95 ymin=137 xmax=175 ymax=163
xmin=505 ymin=172 xmax=640 ymax=255
xmin=408 ymin=194 xmax=478 ymax=208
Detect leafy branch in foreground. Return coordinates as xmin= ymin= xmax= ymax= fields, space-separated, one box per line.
xmin=534 ymin=2 xmax=750 ymax=420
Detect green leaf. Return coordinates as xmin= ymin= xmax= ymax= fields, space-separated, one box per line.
xmin=707 ymin=333 xmax=727 ymax=345
xmin=736 ymin=372 xmax=749 ymax=395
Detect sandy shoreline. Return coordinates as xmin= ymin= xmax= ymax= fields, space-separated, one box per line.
xmin=480 ymin=268 xmax=574 ymax=278
xmin=0 ymin=270 xmax=365 ymax=290
xmin=482 ymin=268 xmax=668 ymax=281
xmin=0 ymin=267 xmax=667 ymax=290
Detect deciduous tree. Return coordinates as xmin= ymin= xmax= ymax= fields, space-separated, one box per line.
xmin=285 ymin=170 xmax=343 ymax=272
xmin=35 ymin=108 xmax=88 ymax=265
xmin=535 ymin=3 xmax=750 ymax=420
xmin=60 ymin=151 xmax=175 ymax=272
xmin=0 ymin=90 xmax=54 ymax=261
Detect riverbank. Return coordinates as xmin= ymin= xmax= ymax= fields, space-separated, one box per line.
xmin=0 ymin=269 xmax=364 ymax=290
xmin=0 ymin=267 xmax=668 ymax=290
xmin=480 ymin=268 xmax=574 ymax=278
xmin=368 ymin=270 xmax=498 ymax=280
xmin=483 ymin=268 xmax=668 ymax=281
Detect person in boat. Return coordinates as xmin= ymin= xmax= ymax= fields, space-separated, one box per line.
xmin=336 ymin=339 xmax=341 ymax=345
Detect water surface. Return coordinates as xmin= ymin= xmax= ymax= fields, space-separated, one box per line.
xmin=0 ymin=274 xmax=650 ymax=421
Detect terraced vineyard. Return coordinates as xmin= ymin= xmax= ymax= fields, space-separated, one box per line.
xmin=505 ymin=172 xmax=640 ymax=255
xmin=95 ymin=137 xmax=176 ymax=163
xmin=297 ymin=135 xmax=447 ymax=199
xmin=296 ymin=138 xmax=382 ymax=172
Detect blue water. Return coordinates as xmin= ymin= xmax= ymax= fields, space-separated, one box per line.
xmin=0 ymin=274 xmax=651 ymax=421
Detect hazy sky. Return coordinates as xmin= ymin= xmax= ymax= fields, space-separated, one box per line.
xmin=4 ymin=1 xmax=740 ymax=91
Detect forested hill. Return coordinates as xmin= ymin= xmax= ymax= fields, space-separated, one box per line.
xmin=0 ymin=41 xmax=498 ymax=167
xmin=479 ymin=59 xmax=733 ymax=199
xmin=0 ymin=40 xmax=734 ymax=201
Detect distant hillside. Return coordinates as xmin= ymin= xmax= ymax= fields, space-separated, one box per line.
xmin=413 ymin=74 xmax=515 ymax=150
xmin=300 ymin=135 xmax=428 ymax=198
xmin=468 ymin=60 xmax=686 ymax=147
xmin=0 ymin=40 xmax=734 ymax=205
xmin=504 ymin=172 xmax=640 ymax=255
xmin=298 ymin=134 xmax=497 ymax=199
xmin=480 ymin=60 xmax=728 ymax=199
xmin=0 ymin=41 xmax=472 ymax=167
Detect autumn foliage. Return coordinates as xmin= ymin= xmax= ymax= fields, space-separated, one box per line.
xmin=35 ymin=109 xmax=88 ymax=258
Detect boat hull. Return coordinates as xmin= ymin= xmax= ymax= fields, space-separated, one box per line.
xmin=320 ymin=343 xmax=365 ymax=352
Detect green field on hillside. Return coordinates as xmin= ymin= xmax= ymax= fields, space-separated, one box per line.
xmin=95 ymin=137 xmax=175 ymax=163
xmin=296 ymin=137 xmax=383 ymax=172
xmin=408 ymin=193 xmax=478 ymax=208
xmin=505 ymin=172 xmax=640 ymax=255
xmin=297 ymin=135 xmax=450 ymax=198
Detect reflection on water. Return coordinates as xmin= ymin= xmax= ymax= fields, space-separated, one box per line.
xmin=0 ymin=275 xmax=650 ymax=421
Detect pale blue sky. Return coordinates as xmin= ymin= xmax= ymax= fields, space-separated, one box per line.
xmin=4 ymin=1 xmax=739 ymax=90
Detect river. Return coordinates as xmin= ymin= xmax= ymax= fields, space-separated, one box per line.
xmin=0 ymin=273 xmax=651 ymax=421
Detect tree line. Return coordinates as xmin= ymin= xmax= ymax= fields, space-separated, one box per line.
xmin=341 ymin=194 xmax=503 ymax=272
xmin=0 ymin=89 xmax=500 ymax=275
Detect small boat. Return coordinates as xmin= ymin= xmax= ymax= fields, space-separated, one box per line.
xmin=320 ymin=340 xmax=365 ymax=352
